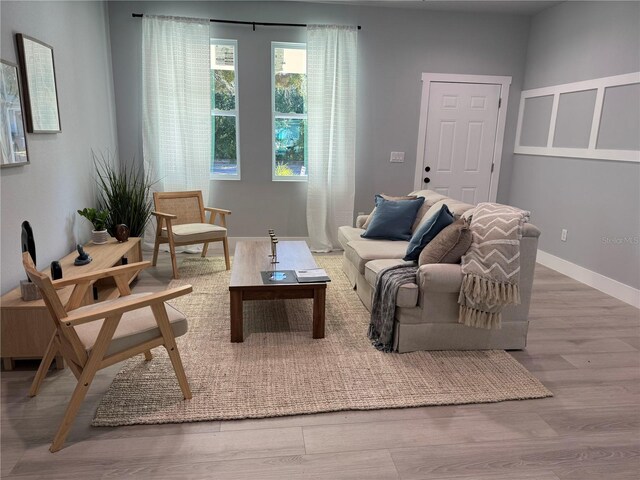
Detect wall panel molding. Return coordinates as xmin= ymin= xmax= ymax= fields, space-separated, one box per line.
xmin=515 ymin=72 xmax=640 ymax=162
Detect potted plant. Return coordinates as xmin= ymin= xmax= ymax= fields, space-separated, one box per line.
xmin=93 ymin=151 xmax=155 ymax=238
xmin=77 ymin=207 xmax=110 ymax=244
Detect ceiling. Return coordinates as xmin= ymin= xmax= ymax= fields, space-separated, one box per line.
xmin=233 ymin=1 xmax=564 ymax=16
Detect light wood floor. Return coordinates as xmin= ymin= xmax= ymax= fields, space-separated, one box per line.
xmin=1 ymin=250 xmax=639 ymax=479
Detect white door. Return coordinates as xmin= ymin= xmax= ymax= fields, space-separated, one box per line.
xmin=419 ymin=82 xmax=502 ymax=204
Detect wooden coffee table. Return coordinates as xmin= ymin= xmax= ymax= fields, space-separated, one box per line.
xmin=229 ymin=240 xmax=327 ymax=342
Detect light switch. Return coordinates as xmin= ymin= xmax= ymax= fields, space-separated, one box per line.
xmin=390 ymin=152 xmax=405 ymax=163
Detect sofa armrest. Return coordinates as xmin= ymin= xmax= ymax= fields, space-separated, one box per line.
xmin=417 ymin=264 xmax=463 ymax=293
xmin=523 ymin=223 xmax=541 ymax=238
xmin=355 ymin=215 xmax=369 ymax=229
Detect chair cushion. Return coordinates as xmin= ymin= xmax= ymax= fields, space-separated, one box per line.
xmin=162 ymin=223 xmax=227 ymax=243
xmin=365 ymin=259 xmax=419 ymax=308
xmin=345 ymin=240 xmax=409 ymax=274
xmin=404 ymin=204 xmax=455 ymax=261
xmin=74 ymin=294 xmax=188 ymax=357
xmin=361 ymin=195 xmax=425 ymax=241
xmin=419 ymin=219 xmax=472 ymax=265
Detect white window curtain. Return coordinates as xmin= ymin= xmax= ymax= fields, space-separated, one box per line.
xmin=142 ymin=15 xmax=211 ymax=197
xmin=306 ymin=25 xmax=358 ymax=252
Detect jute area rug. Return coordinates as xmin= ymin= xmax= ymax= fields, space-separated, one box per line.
xmin=92 ymin=256 xmax=551 ymax=427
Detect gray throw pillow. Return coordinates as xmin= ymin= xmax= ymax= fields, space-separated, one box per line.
xmin=362 ymin=194 xmax=417 ymax=229
xmin=361 ymin=195 xmax=425 ymax=241
xmin=418 ymin=219 xmax=472 ymax=265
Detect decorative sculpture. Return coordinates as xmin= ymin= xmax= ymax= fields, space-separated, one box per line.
xmin=50 ymin=261 xmax=62 ymax=280
xmin=268 ymin=229 xmax=279 ymax=264
xmin=114 ymin=224 xmax=130 ymax=242
xmin=20 ymin=221 xmax=41 ymax=300
xmin=74 ymin=244 xmax=92 ymax=266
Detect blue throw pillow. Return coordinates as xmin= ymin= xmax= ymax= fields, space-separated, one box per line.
xmin=361 ymin=195 xmax=425 ymax=241
xmin=404 ymin=204 xmax=455 ymax=261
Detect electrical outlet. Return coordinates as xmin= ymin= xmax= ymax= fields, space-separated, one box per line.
xmin=561 ymin=229 xmax=568 ymax=242
xmin=390 ymin=152 xmax=405 ymax=163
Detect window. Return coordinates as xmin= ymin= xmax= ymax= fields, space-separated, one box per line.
xmin=211 ymin=39 xmax=240 ymax=179
xmin=272 ymin=42 xmax=307 ymax=180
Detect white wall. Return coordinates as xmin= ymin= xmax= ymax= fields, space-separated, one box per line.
xmin=107 ymin=0 xmax=531 ymax=237
xmin=0 ymin=1 xmax=118 ymax=294
xmin=509 ymin=1 xmax=640 ymax=289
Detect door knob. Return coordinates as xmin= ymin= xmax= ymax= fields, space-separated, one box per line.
xmin=423 ymin=177 xmax=430 ymax=183
xmin=424 ymin=166 xmax=431 ymax=172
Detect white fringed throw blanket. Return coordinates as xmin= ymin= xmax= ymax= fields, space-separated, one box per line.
xmin=459 ymin=203 xmax=530 ymax=329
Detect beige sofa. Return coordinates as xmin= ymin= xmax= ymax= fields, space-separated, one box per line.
xmin=338 ymin=190 xmax=540 ymax=353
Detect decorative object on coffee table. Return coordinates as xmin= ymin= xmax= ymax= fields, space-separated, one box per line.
xmin=15 ymin=34 xmax=61 ymax=133
xmin=77 ymin=207 xmax=110 ymax=244
xmin=114 ymin=224 xmax=130 ymax=242
xmin=73 ymin=244 xmax=92 ymax=266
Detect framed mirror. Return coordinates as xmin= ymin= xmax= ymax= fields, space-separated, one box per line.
xmin=0 ymin=60 xmax=29 ymax=167
xmin=16 ymin=34 xmax=61 ymax=133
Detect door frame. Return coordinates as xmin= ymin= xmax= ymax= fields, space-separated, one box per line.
xmin=413 ymin=73 xmax=512 ymax=202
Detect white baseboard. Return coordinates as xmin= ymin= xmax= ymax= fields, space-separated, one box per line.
xmin=536 ymin=249 xmax=640 ymax=309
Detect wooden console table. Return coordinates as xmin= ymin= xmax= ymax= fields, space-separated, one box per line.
xmin=0 ymin=237 xmax=142 ymax=370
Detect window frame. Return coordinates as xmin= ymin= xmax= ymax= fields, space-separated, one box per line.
xmin=210 ymin=38 xmax=241 ymax=181
xmin=271 ymin=41 xmax=308 ymax=182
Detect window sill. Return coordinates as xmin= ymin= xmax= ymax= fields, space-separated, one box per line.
xmin=210 ymin=175 xmax=241 ymax=181
xmin=272 ymin=176 xmax=308 ymax=183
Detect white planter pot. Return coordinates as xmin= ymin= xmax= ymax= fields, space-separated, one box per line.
xmin=92 ymin=229 xmax=109 ymax=244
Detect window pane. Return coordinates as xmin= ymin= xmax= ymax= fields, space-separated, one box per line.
xmin=210 ymin=41 xmax=239 ymax=178
xmin=274 ymin=47 xmax=306 ymax=114
xmin=211 ymin=44 xmax=236 ymax=111
xmin=212 ymin=115 xmax=237 ymax=176
xmin=212 ymin=70 xmax=235 ymax=111
xmin=274 ymin=117 xmax=306 ymax=176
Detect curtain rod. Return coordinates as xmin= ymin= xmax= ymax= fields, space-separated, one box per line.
xmin=131 ymin=13 xmax=361 ymax=31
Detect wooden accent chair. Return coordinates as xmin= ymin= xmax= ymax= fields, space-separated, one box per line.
xmin=152 ymin=191 xmax=231 ymax=279
xmin=22 ymin=252 xmax=193 ymax=452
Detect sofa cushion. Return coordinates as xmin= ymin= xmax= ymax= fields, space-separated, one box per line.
xmin=338 ymin=226 xmax=364 ymax=250
xmin=410 ymin=190 xmax=449 ymax=230
xmin=345 ymin=240 xmax=410 ymax=274
xmin=418 ymin=219 xmax=472 ymax=265
xmin=421 ymin=199 xmax=474 ymax=222
xmin=361 ymin=195 xmax=424 ymax=241
xmin=364 ymin=259 xmax=419 ymax=308
xmin=404 ymin=205 xmax=455 ymax=261
xmin=362 ymin=194 xmax=418 ymax=230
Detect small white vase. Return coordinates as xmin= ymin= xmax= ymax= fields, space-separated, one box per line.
xmin=92 ymin=229 xmax=109 ymax=244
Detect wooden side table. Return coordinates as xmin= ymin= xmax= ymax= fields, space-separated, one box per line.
xmin=1 ymin=237 xmax=142 ymax=370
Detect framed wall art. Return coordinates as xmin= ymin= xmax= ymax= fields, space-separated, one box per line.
xmin=0 ymin=59 xmax=29 ymax=167
xmin=16 ymin=33 xmax=61 ymax=133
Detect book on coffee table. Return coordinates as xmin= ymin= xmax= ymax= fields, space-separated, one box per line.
xmin=294 ymin=268 xmax=330 ymax=283
xmin=260 ymin=270 xmax=298 ymax=284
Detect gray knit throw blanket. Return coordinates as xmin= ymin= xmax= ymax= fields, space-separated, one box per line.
xmin=459 ymin=203 xmax=530 ymax=329
xmin=368 ymin=264 xmax=418 ymax=352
